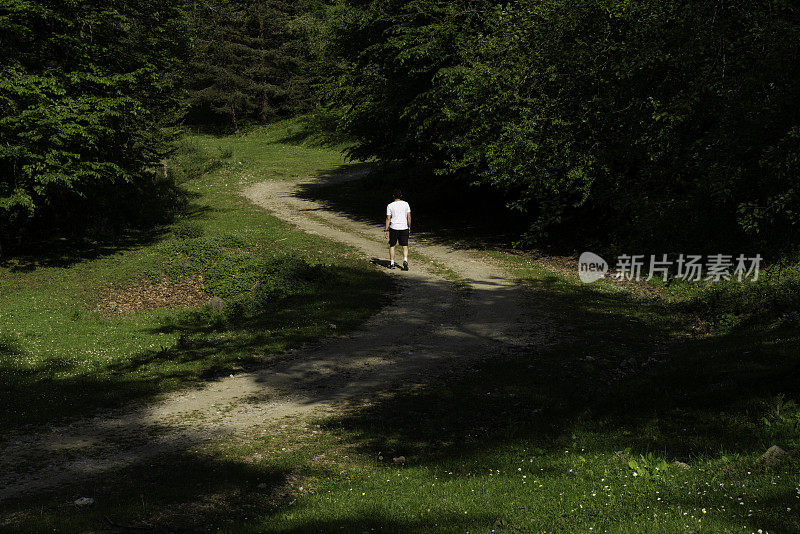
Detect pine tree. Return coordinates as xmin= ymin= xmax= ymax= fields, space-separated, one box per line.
xmin=186 ymin=0 xmax=314 ymax=130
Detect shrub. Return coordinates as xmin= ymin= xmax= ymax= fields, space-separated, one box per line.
xmin=0 ymin=0 xmax=191 ymax=247
xmin=322 ymin=0 xmax=800 ymax=252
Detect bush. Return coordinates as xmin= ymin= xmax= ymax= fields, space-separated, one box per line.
xmin=167 ymin=140 xmax=232 ymax=185
xmin=322 ymin=0 xmax=800 ymax=253
xmin=684 ymin=264 xmax=800 ymax=331
xmin=0 ymin=0 xmax=191 ymax=247
xmin=165 ymin=254 xmax=336 ymax=331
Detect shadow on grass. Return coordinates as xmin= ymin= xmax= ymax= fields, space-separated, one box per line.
xmin=309 ymin=277 xmax=800 ymax=530
xmin=0 ymin=262 xmax=391 ymax=432
xmin=1 ymin=229 xmax=170 ymax=273
xmin=295 ymin=163 xmax=529 ymax=251
xmin=1 ymin=449 xmax=300 ymax=533
xmin=295 ymin=166 xmax=800 ymax=467
xmin=0 ymin=192 xmax=211 ymax=273
xmin=3 ymin=157 xmax=798 ymax=531
xmin=325 ymin=275 xmax=800 ymax=458
xmin=3 ymin=446 xmax=498 ymax=533
xmin=263 ymin=512 xmax=501 ymax=534
xmin=1 ymin=257 xmax=798 ymax=531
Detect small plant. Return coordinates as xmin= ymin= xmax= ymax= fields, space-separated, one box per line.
xmin=167 ymin=140 xmax=232 ymax=183
xmin=173 ymin=221 xmax=205 ymax=239
xmin=627 ymin=453 xmax=670 ymax=481
xmin=762 ymin=394 xmax=800 ymax=445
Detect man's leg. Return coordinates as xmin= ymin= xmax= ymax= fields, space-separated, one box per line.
xmin=388 ymin=229 xmax=397 ymax=267
xmin=401 ymin=229 xmax=409 ymax=270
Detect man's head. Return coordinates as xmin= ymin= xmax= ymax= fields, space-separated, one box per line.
xmin=392 ymin=188 xmax=403 ymax=200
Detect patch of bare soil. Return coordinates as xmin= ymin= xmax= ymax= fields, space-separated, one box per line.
xmin=96 ymin=274 xmax=208 ymax=315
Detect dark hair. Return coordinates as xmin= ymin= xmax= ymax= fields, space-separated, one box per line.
xmin=392 ymin=189 xmax=403 ymax=199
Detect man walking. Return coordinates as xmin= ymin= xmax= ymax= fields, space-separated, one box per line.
xmin=384 ymin=189 xmax=411 ymax=270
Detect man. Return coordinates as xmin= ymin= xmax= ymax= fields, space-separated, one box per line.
xmin=384 ymin=189 xmax=411 ymax=270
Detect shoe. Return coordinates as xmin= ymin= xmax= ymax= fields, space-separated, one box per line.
xmin=403 ymin=260 xmax=408 ymax=271
xmin=389 ymin=262 xmax=395 ymax=269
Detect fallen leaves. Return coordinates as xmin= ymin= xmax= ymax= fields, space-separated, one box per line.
xmin=96 ymin=274 xmax=208 ymax=315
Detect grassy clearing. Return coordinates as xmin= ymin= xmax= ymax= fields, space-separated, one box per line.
xmin=2 ymin=125 xmax=798 ymax=533
xmin=24 ymin=253 xmax=794 ymax=533
xmin=218 ymin=255 xmax=796 ymax=533
xmin=0 ymin=120 xmax=392 ymax=433
xmin=12 ymin=205 xmax=798 ymax=533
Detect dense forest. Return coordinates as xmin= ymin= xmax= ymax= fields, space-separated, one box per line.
xmin=2 ymin=0 xmax=799 ymax=255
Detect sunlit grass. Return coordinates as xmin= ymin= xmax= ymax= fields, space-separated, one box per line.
xmin=0 ymin=120 xmax=391 ymax=432
xmin=2 ymin=122 xmax=797 ymax=533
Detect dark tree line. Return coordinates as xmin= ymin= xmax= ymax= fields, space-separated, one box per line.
xmin=0 ymin=0 xmax=317 ymax=248
xmin=2 ymin=0 xmax=799 ymax=254
xmin=320 ymin=0 xmax=800 ymax=253
xmin=185 ymin=0 xmax=319 ymax=130
xmin=0 ymin=0 xmax=191 ymax=247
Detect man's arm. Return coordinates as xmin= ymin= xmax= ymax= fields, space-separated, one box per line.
xmin=384 ymin=214 xmax=391 ymax=237
xmin=406 ymin=211 xmax=411 ymax=232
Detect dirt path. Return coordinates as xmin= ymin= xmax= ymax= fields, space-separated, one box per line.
xmin=0 ymin=169 xmax=552 ymax=500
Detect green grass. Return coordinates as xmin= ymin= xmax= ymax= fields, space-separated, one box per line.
xmin=219 ymin=256 xmax=796 ymax=533
xmin=2 ymin=122 xmax=798 ymax=533
xmin=10 ymin=238 xmax=798 ymax=533
xmin=0 ymin=120 xmax=392 ymax=433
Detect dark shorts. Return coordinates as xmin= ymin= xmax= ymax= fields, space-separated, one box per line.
xmin=388 ymin=228 xmax=409 ymax=247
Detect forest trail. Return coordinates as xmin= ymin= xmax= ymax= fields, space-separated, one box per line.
xmin=0 ymin=168 xmax=552 ymax=500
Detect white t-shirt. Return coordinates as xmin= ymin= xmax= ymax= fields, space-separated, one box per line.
xmin=386 ymin=200 xmax=411 ymax=230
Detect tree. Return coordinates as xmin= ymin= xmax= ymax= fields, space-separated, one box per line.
xmin=185 ymin=0 xmax=315 ymax=130
xmin=0 ymin=0 xmax=191 ymax=246
xmin=321 ymin=0 xmax=800 ymax=252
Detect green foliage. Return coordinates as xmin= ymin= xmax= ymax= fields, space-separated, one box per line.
xmin=166 ymin=138 xmax=232 ymax=184
xmin=322 ymin=0 xmax=800 ymax=252
xmin=682 ymin=264 xmax=800 ymax=331
xmin=0 ymin=0 xmax=192 ymax=244
xmin=0 ymin=124 xmax=388 ymax=431
xmin=185 ymin=0 xmax=319 ymax=130
xmin=762 ymin=394 xmax=800 ymax=446
xmin=627 ymin=454 xmax=671 ymax=482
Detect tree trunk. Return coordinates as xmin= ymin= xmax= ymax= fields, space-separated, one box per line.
xmin=230 ymin=101 xmax=238 ymax=133
xmin=259 ymin=14 xmax=269 ymax=122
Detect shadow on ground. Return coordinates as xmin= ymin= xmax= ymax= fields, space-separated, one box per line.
xmin=0 ymin=191 xmax=209 ymax=273
xmin=0 ymin=259 xmax=390 ymax=432
xmin=295 ymin=163 xmax=529 ymax=251
xmin=325 ymin=277 xmax=798 ymax=454
xmin=2 ymin=267 xmax=798 ymax=531
xmin=1 ymin=449 xmax=299 ymax=532
xmin=2 ymin=163 xmax=799 ymax=531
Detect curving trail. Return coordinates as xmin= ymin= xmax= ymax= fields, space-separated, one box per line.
xmin=0 ymin=168 xmax=553 ymax=500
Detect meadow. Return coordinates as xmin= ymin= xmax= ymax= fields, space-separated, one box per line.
xmin=1 ymin=123 xmax=798 ymax=533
